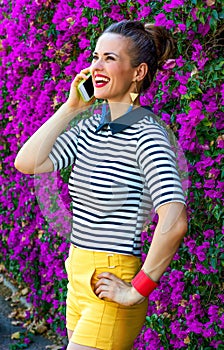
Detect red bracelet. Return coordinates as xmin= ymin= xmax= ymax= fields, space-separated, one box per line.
xmin=131 ymin=269 xmax=158 ymax=297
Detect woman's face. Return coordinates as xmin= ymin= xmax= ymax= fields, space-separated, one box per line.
xmin=90 ymin=33 xmax=138 ymax=103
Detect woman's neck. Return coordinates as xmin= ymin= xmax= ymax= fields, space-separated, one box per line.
xmin=108 ymin=100 xmax=140 ymax=121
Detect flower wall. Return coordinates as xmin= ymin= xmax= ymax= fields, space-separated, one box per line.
xmin=0 ymin=0 xmax=223 ymax=348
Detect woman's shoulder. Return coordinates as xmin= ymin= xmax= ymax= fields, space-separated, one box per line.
xmin=137 ymin=112 xmax=169 ymax=139
xmin=75 ymin=111 xmax=101 ymax=129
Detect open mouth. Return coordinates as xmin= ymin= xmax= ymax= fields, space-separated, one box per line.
xmin=94 ymin=74 xmax=110 ymax=88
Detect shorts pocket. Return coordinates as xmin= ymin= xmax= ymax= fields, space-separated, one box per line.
xmin=88 ymin=267 xmax=119 ymax=303
xmin=65 ymin=256 xmax=72 ymax=282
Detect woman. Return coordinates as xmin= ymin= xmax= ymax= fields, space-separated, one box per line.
xmin=15 ymin=20 xmax=187 ymax=350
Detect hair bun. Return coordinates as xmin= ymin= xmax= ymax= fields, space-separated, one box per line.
xmin=144 ymin=24 xmax=176 ymax=69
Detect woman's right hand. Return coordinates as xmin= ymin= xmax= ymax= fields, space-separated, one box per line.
xmin=66 ymin=67 xmax=95 ymax=110
xmin=15 ymin=68 xmax=95 ymax=175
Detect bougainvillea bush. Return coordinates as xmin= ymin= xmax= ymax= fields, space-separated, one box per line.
xmin=0 ymin=0 xmax=223 ymax=348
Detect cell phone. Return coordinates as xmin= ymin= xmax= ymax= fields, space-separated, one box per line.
xmin=77 ymin=74 xmax=94 ymax=102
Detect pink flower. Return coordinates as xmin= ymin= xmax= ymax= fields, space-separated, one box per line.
xmin=136 ymin=6 xmax=151 ymax=19
xmin=205 ymin=189 xmax=222 ymax=199
xmin=178 ymin=85 xmax=187 ymax=95
xmin=163 ymin=59 xmax=176 ymax=69
xmin=83 ymin=0 xmax=101 ymax=9
xmin=202 ymin=327 xmax=216 ymax=338
xmin=78 ymin=37 xmax=90 ymax=49
xmin=203 ymin=229 xmax=215 ymax=239
xmin=91 ymin=16 xmax=99 ymax=25
xmin=178 ymin=23 xmax=186 ymax=31
xmin=191 ymin=8 xmax=198 ymax=21
xmin=176 ymin=56 xmax=186 ymax=67
xmin=204 ymin=179 xmax=215 ymax=188
xmin=198 ymin=22 xmax=211 ymax=36
xmin=163 ymin=0 xmax=184 ymax=12
xmin=138 ymin=0 xmax=151 ymax=4
xmin=195 ymin=182 xmax=202 ymax=189
xmin=154 ymin=13 xmax=167 ymax=26
xmin=205 ymin=101 xmax=218 ymax=113
xmin=50 ymin=62 xmax=61 ymax=77
xmin=81 ymin=17 xmax=89 ymax=27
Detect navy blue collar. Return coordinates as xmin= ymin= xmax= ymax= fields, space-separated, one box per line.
xmin=95 ymin=105 xmax=154 ymax=135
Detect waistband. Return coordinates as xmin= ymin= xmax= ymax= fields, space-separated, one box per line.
xmin=69 ymin=244 xmax=140 ymax=269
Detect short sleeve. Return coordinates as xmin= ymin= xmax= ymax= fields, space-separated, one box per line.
xmin=136 ymin=123 xmax=185 ymax=212
xmin=49 ymin=121 xmax=82 ymax=171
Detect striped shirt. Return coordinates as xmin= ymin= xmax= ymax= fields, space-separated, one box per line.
xmin=49 ymin=106 xmax=185 ymax=256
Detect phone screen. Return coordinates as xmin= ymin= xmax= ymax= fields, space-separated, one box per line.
xmin=83 ymin=75 xmax=94 ymax=98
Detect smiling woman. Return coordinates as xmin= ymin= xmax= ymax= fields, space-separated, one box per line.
xmin=14 ymin=20 xmax=187 ymax=350
xmin=90 ymin=34 xmax=140 ymax=106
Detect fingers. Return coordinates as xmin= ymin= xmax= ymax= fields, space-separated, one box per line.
xmin=94 ymin=272 xmax=117 ymax=296
xmin=66 ymin=67 xmax=94 ymax=108
xmin=95 ymin=276 xmax=117 ymax=300
xmin=73 ymin=67 xmax=91 ymax=87
xmin=94 ymin=272 xmax=131 ymax=304
xmin=93 ymin=272 xmax=146 ymax=306
xmin=97 ymin=271 xmax=116 ymax=280
xmin=80 ymin=67 xmax=91 ymax=76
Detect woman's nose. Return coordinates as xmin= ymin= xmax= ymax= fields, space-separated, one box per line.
xmin=91 ymin=58 xmax=104 ymax=71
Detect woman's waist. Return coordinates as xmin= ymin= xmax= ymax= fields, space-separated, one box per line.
xmin=68 ymin=243 xmax=141 ymax=269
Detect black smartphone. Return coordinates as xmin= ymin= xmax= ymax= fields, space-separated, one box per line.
xmin=77 ymin=74 xmax=94 ymax=102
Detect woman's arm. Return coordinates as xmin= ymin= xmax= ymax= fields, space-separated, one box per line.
xmin=14 ymin=103 xmax=78 ymax=174
xmin=95 ymin=202 xmax=187 ymax=306
xmin=14 ymin=69 xmax=93 ymax=174
xmin=141 ymin=202 xmax=187 ymax=282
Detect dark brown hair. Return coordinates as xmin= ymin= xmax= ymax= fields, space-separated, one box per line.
xmin=103 ymin=20 xmax=176 ymax=92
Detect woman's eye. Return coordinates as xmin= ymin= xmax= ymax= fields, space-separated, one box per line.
xmin=91 ymin=55 xmax=115 ymax=62
xmin=106 ymin=56 xmax=115 ymax=61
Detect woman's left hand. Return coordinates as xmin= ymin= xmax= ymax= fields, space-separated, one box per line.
xmin=94 ymin=272 xmax=146 ymax=306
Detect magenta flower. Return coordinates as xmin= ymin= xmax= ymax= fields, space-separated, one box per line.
xmin=78 ymin=37 xmax=91 ymax=49
xmin=205 ymin=101 xmax=218 ymax=113
xmin=91 ymin=15 xmax=99 ymax=25
xmin=196 ymin=263 xmax=210 ymax=274
xmin=50 ymin=62 xmax=61 ymax=77
xmin=205 ymin=189 xmax=222 ymax=199
xmin=178 ymin=23 xmax=186 ymax=32
xmin=203 ymin=229 xmax=215 ymax=239
xmin=137 ymin=0 xmax=151 ymax=4
xmin=198 ymin=22 xmax=211 ymax=36
xmin=178 ymin=85 xmax=187 ymax=95
xmin=83 ymin=0 xmax=101 ymax=9
xmin=217 ymin=137 xmax=224 ymax=149
xmin=219 ymin=314 xmax=224 ymax=329
xmin=202 ymin=327 xmax=216 ymax=338
xmin=196 ymin=251 xmax=206 ymax=262
xmin=137 ymin=6 xmax=151 ymax=19
xmin=208 ymin=305 xmax=219 ymax=323
xmin=154 ymin=13 xmax=167 ymax=26
xmin=191 ymin=8 xmax=198 ymax=21
xmin=163 ymin=0 xmax=184 ymax=12
xmin=176 ymin=56 xmax=186 ymax=67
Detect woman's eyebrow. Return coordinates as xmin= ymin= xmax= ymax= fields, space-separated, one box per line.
xmin=93 ymin=51 xmax=119 ymax=57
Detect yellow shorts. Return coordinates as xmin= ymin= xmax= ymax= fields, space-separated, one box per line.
xmin=65 ymin=244 xmax=148 ymax=350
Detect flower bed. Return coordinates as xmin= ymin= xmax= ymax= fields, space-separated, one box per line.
xmin=0 ymin=0 xmax=223 ymax=348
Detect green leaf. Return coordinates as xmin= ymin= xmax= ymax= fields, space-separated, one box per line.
xmin=210 ymin=257 xmax=217 ymax=270
xmin=209 ymin=17 xmax=217 ymax=31
xmin=212 ymin=9 xmax=219 ymax=20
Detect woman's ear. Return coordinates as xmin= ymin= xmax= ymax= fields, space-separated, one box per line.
xmin=135 ymin=63 xmax=148 ymax=82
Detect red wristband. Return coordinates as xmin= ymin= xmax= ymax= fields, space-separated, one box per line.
xmin=131 ymin=269 xmax=158 ymax=297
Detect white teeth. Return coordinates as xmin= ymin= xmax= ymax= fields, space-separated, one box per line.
xmin=95 ymin=77 xmax=110 ymax=83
